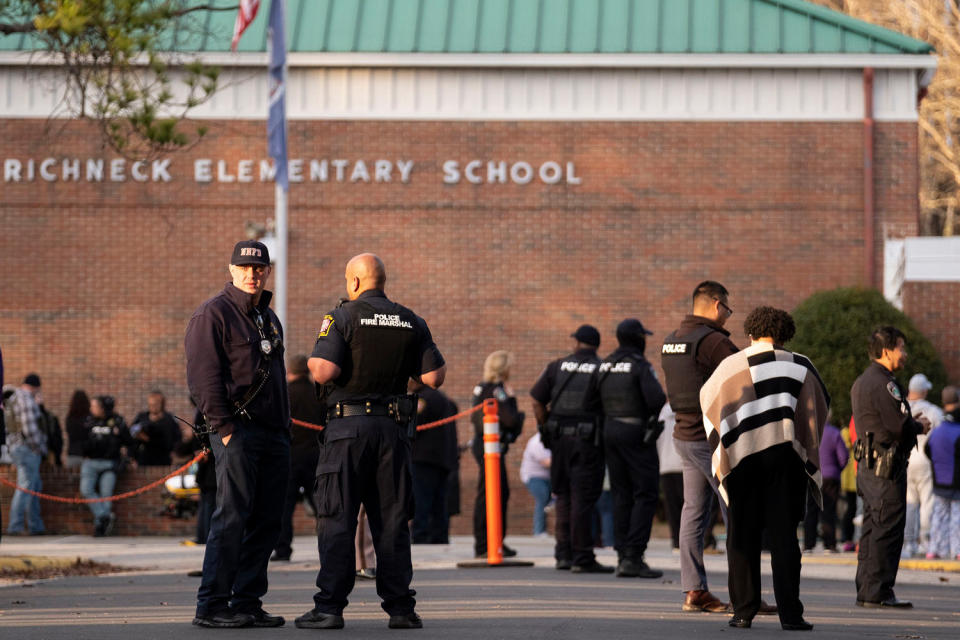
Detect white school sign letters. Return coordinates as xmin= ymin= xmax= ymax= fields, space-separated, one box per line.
xmin=1 ymin=157 xmax=581 ymax=186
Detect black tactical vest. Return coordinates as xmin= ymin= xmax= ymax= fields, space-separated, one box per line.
xmin=598 ymin=352 xmax=647 ymax=418
xmin=551 ymin=354 xmax=600 ymax=417
xmin=661 ymin=324 xmax=715 ymax=414
xmin=327 ymin=298 xmax=419 ymax=405
xmin=83 ymin=417 xmax=124 ymax=460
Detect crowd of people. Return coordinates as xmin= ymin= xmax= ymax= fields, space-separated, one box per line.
xmin=2 ymin=257 xmax=960 ymax=631
xmin=1 ymin=373 xmax=195 ymax=537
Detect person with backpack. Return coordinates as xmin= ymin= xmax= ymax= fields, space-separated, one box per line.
xmin=3 ymin=378 xmax=47 ymax=536
xmin=22 ymin=374 xmax=63 ymax=467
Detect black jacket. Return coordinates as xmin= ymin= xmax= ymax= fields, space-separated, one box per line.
xmin=412 ymin=387 xmax=459 ymax=472
xmin=471 ymin=381 xmax=525 ymax=461
xmin=131 ymin=411 xmax=179 ymax=466
xmin=288 ymin=376 xmax=324 ymax=465
xmin=184 ymin=283 xmax=290 ymax=434
xmin=851 ymin=362 xmax=922 ymax=449
xmin=82 ymin=413 xmax=133 ymax=461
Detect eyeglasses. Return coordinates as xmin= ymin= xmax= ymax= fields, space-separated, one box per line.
xmin=715 ymin=299 xmax=733 ymax=316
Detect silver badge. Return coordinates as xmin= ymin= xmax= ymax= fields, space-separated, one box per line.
xmin=260 ymin=339 xmax=272 ymax=355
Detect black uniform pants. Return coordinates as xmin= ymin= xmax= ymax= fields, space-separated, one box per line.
xmin=604 ymin=422 xmax=660 ymax=560
xmin=660 ymin=472 xmax=684 ymax=549
xmin=551 ymin=434 xmax=604 ymax=567
xmin=855 ymin=464 xmax=907 ymax=603
xmin=472 ymin=452 xmax=510 ymax=555
xmin=726 ymin=444 xmax=806 ymax=624
xmin=312 ymin=416 xmax=416 ymax=616
xmin=275 ymin=451 xmax=319 ymax=558
xmin=803 ymin=477 xmax=840 ymax=551
xmin=196 ymin=424 xmax=290 ymax=617
xmin=411 ymin=461 xmax=451 ymax=544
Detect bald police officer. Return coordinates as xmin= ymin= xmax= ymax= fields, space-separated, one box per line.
xmin=591 ymin=319 xmax=666 ymax=578
xmin=531 ymin=325 xmax=612 ymax=573
xmin=295 ymin=253 xmax=445 ymax=630
xmin=852 ymin=326 xmax=927 ymax=609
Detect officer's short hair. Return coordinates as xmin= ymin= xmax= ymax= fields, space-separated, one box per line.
xmin=743 ymin=306 xmax=795 ymax=345
xmin=692 ymin=280 xmax=729 ymax=305
xmin=868 ymin=326 xmax=906 ymax=360
xmin=148 ymin=389 xmax=166 ymax=409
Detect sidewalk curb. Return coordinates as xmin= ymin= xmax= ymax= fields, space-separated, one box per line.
xmin=0 ymin=555 xmax=84 ymax=572
xmin=799 ymin=553 xmax=960 ymax=573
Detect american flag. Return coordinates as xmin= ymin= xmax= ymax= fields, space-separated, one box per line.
xmin=231 ymin=0 xmax=261 ymax=52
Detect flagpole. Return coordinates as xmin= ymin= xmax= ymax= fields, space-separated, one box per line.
xmin=266 ymin=0 xmax=288 ymax=333
xmin=275 ymin=183 xmax=287 ymax=331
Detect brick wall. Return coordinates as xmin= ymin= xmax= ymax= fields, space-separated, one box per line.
xmin=903 ymin=282 xmax=960 ymax=382
xmin=1 ymin=117 xmax=921 ymax=535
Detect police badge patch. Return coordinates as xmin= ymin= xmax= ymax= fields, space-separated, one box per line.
xmin=886 ymin=381 xmax=902 ymax=401
xmin=318 ymin=315 xmax=334 ymax=337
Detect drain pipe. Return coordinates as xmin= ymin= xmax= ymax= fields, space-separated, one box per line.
xmin=863 ymin=67 xmax=876 ymax=288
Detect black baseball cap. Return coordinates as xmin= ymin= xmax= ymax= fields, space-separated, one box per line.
xmin=616 ymin=318 xmax=653 ymax=345
xmin=571 ymin=324 xmax=601 ymax=347
xmin=231 ymin=240 xmax=270 ymax=266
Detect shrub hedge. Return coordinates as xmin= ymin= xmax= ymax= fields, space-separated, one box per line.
xmin=788 ymin=287 xmax=947 ymax=426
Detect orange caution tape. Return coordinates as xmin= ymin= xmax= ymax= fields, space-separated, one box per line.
xmin=0 ymin=451 xmax=208 ymax=504
xmin=291 ymin=402 xmax=484 ymax=432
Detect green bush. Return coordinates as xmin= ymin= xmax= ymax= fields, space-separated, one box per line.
xmin=788 ymin=287 xmax=947 ymax=427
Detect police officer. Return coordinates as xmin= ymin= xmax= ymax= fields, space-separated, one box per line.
xmin=471 ymin=351 xmax=525 ymax=558
xmin=591 ymin=319 xmax=666 ymax=578
xmin=271 ymin=354 xmax=325 ymax=562
xmin=296 ymin=253 xmax=445 ymax=630
xmin=851 ymin=326 xmax=927 ymax=608
xmin=410 ymin=380 xmax=459 ymax=545
xmin=530 ymin=325 xmax=611 ymax=573
xmin=185 ymin=239 xmax=290 ymax=629
xmin=661 ymin=281 xmax=738 ymax=612
xmin=79 ymin=395 xmax=131 ymax=537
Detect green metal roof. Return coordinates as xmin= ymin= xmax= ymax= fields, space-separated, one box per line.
xmin=0 ymin=0 xmax=935 ymax=55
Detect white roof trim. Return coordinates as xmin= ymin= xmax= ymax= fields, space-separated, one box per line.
xmin=0 ymin=51 xmax=937 ymax=71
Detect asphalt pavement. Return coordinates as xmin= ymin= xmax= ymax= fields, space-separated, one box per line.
xmin=1 ymin=535 xmax=959 ymax=639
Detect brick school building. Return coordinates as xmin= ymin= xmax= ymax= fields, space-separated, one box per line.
xmin=0 ymin=0 xmax=952 ymax=535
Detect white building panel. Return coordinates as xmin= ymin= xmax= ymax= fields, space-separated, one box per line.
xmin=903 ymin=237 xmax=960 ymax=282
xmin=0 ymin=56 xmax=930 ymax=122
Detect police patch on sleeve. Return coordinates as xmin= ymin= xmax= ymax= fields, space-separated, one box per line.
xmin=318 ymin=315 xmax=334 ymax=338
xmin=886 ymin=381 xmax=902 ymax=402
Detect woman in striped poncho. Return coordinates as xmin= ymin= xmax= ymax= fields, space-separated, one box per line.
xmin=700 ymin=306 xmax=829 ymax=632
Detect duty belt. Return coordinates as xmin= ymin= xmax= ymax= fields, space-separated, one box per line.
xmin=329 ymin=401 xmax=392 ymax=419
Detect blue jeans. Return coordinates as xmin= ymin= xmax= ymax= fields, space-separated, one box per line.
xmin=8 ymin=446 xmax=45 ymax=534
xmin=525 ymin=477 xmax=551 ymax=535
xmin=80 ymin=458 xmax=117 ymax=521
xmin=594 ymin=489 xmax=615 ymax=547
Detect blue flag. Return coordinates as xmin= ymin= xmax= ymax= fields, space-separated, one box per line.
xmin=267 ymin=0 xmax=288 ymax=191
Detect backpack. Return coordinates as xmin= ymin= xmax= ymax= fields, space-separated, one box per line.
xmin=39 ymin=407 xmax=63 ymax=460
xmin=2 ymin=388 xmax=26 ymax=448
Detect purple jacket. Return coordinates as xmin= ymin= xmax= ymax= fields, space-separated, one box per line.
xmin=819 ymin=423 xmax=849 ymax=480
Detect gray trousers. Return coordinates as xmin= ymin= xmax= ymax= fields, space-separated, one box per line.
xmin=674 ymin=437 xmax=728 ymax=592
